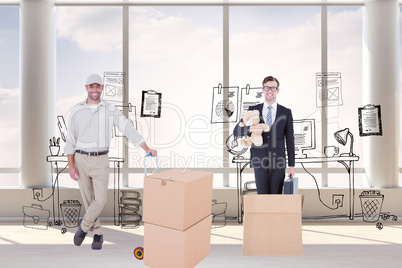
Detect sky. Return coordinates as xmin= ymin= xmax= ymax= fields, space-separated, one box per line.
xmin=0 ymin=5 xmax=401 ymax=186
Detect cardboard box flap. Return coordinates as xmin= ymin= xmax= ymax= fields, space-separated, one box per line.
xmin=147 ymin=169 xmax=211 ymax=184
xmin=244 ymin=194 xmax=303 ymax=214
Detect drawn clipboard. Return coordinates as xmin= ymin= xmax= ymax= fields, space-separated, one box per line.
xmin=141 ymin=90 xmax=162 ymax=118
xmin=240 ymin=84 xmax=264 ymax=116
xmin=211 ymin=83 xmax=239 ymax=123
xmin=358 ymin=104 xmax=383 ymax=136
xmin=114 ymin=104 xmax=138 ymax=137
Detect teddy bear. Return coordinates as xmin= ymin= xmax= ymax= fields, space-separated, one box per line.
xmin=239 ymin=110 xmax=269 ymax=147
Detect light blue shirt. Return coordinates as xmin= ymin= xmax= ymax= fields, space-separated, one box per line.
xmin=262 ymin=101 xmax=278 ymax=125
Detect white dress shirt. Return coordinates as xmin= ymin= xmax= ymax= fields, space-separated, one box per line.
xmin=64 ymin=100 xmax=145 ymax=154
xmin=262 ymin=101 xmax=278 ymax=125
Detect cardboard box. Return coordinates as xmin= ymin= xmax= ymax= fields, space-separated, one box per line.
xmin=144 ymin=214 xmax=212 ymax=268
xmin=243 ymin=194 xmax=303 ymax=256
xmin=143 ymin=169 xmax=213 ymax=231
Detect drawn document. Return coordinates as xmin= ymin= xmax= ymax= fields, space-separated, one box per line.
xmin=141 ymin=90 xmax=162 ymax=118
xmin=103 ymin=72 xmax=125 ymax=104
xmin=358 ymin=104 xmax=382 ymax=136
xmin=316 ymin=72 xmax=343 ymax=107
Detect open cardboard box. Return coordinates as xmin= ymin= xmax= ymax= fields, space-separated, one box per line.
xmin=243 ymin=194 xmax=304 ymax=256
xmin=144 ymin=214 xmax=212 ymax=268
xmin=143 ymin=168 xmax=213 ymax=231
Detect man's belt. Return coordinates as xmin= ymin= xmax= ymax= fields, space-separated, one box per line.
xmin=75 ymin=150 xmax=109 ymax=156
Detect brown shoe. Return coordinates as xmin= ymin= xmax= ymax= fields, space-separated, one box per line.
xmin=91 ymin=234 xmax=103 ymax=250
xmin=73 ymin=219 xmax=87 ymax=246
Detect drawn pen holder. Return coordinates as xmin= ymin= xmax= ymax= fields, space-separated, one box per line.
xmin=49 ymin=145 xmax=60 ymax=156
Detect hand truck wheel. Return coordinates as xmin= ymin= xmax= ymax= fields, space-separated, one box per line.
xmin=134 ymin=247 xmax=144 ymax=260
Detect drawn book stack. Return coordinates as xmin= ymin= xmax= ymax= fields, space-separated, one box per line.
xmin=143 ymin=169 xmax=213 ymax=268
xmin=119 ymin=190 xmax=142 ymax=228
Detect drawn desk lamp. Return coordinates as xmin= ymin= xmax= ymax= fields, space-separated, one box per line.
xmin=334 ymin=128 xmax=354 ymax=156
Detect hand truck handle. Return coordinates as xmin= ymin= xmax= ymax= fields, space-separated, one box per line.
xmin=144 ymin=153 xmax=159 ymax=176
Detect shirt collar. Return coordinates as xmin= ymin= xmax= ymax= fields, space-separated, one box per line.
xmin=263 ymin=101 xmax=278 ymax=111
xmin=79 ymin=99 xmax=106 ymax=107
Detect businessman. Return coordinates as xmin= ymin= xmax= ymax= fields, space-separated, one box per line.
xmin=65 ymin=74 xmax=157 ymax=250
xmin=234 ymin=75 xmax=295 ymax=194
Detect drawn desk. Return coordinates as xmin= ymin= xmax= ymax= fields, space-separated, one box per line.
xmin=46 ymin=155 xmax=124 ymax=226
xmin=233 ymin=155 xmax=360 ymax=223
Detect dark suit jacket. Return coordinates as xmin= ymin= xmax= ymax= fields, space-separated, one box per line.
xmin=234 ymin=103 xmax=295 ymax=169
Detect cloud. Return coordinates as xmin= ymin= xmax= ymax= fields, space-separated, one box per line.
xmin=56 ymin=6 xmax=123 ymax=52
xmin=129 ymin=8 xmax=221 ymax=62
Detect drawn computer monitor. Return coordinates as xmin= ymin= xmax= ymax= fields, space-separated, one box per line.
xmin=293 ymin=119 xmax=316 ymax=158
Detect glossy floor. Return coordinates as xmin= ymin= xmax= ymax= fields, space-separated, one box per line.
xmin=1 ymin=221 xmax=402 ymax=268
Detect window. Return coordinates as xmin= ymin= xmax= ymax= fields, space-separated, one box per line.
xmin=327 ymin=6 xmax=363 ymax=187
xmin=56 ymin=6 xmax=123 ymax=187
xmin=0 ymin=7 xmax=19 ymax=187
xmin=128 ymin=6 xmax=223 ymax=187
xmin=229 ymin=6 xmax=321 ymax=187
xmin=7 ymin=2 xmax=380 ymax=190
xmin=399 ymin=7 xmax=402 ymax=186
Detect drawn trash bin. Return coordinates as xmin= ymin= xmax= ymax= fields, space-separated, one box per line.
xmin=359 ymin=190 xmax=384 ymax=223
xmin=22 ymin=203 xmax=50 ymax=230
xmin=60 ymin=200 xmax=82 ymax=234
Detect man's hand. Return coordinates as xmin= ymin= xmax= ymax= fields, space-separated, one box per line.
xmin=69 ymin=165 xmax=79 ymax=181
xmin=288 ymin=166 xmax=295 ymax=178
xmin=146 ymin=149 xmax=158 ymax=157
xmin=140 ymin=142 xmax=157 ymax=157
xmin=67 ymin=154 xmax=79 ymax=181
xmin=249 ymin=125 xmax=264 ymax=134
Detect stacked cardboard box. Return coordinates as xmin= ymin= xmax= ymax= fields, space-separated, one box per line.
xmin=143 ymin=169 xmax=213 ymax=268
xmin=243 ymin=194 xmax=303 ymax=256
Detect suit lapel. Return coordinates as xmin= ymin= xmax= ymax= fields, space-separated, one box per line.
xmin=256 ymin=103 xmax=264 ymax=123
xmin=275 ymin=104 xmax=283 ymax=122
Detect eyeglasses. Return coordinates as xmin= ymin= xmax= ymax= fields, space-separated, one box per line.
xmin=263 ymin=86 xmax=278 ymax=92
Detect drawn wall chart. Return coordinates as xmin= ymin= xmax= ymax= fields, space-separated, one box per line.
xmin=316 ymin=72 xmax=343 ymax=108
xmin=358 ymin=104 xmax=383 ymax=136
xmin=141 ymin=90 xmax=162 ymax=118
xmin=102 ymin=72 xmax=125 ymax=104
xmin=211 ymin=83 xmax=239 ymax=123
xmin=239 ymin=84 xmax=264 ymax=117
